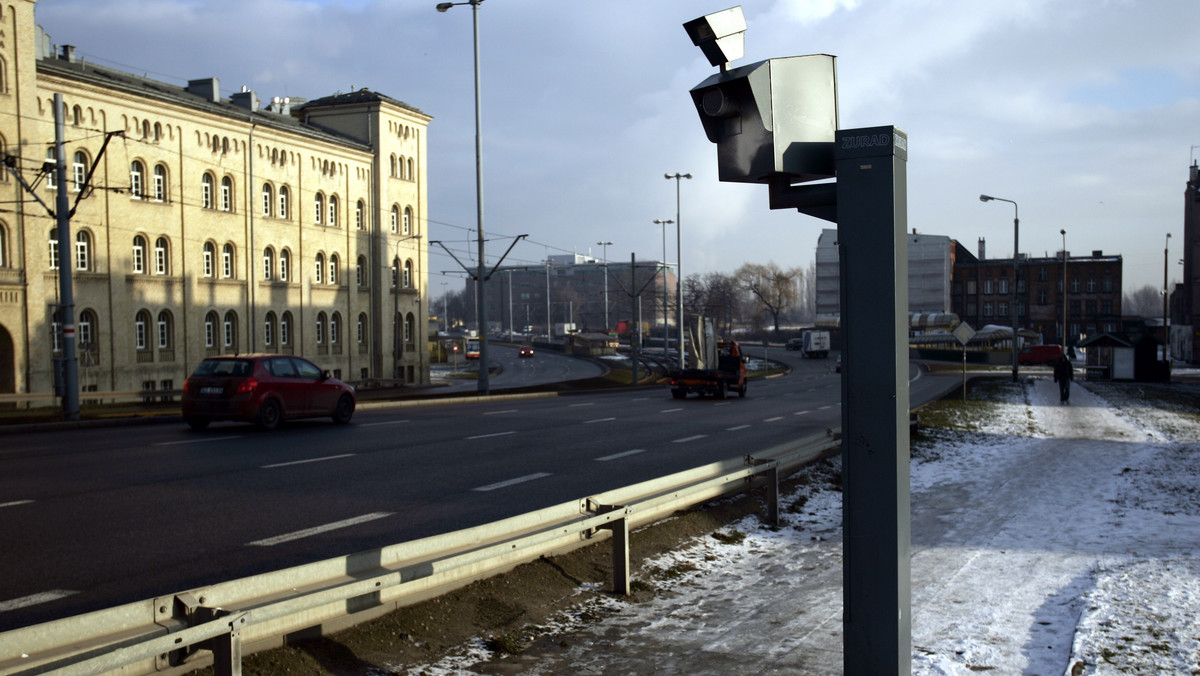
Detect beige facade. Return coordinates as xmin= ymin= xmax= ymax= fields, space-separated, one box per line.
xmin=0 ymin=0 xmax=431 ymax=397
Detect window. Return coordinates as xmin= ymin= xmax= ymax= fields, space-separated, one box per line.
xmin=279 ymin=249 xmax=290 ymax=282
xmin=220 ymin=177 xmax=233 ymax=212
xmin=1071 ymin=279 xmax=1081 ymax=293
xmin=966 ymin=280 xmax=976 ymax=295
xmin=129 ymin=161 xmax=143 ymax=198
xmin=135 ymin=310 xmax=151 ymax=350
xmin=201 ymin=173 xmax=214 ymax=209
xmin=355 ymin=200 xmax=364 ymax=230
xmin=72 ymin=151 xmax=87 ymax=192
xmin=1037 ymin=267 xmax=1047 ymax=282
xmin=1086 ymin=278 xmax=1096 ymax=293
xmin=330 ymin=312 xmax=341 ymax=346
xmin=983 ymin=302 xmax=993 ymax=317
xmin=404 ymin=259 xmax=414 ymax=288
xmin=407 ymin=158 xmax=415 ymax=182
xmin=263 ymin=247 xmax=274 ymax=280
xmin=1102 ymin=277 xmax=1113 ymax=292
xmin=51 ymin=312 xmax=62 ymax=352
xmin=204 ymin=311 xmax=217 ymax=348
xmin=328 ymin=195 xmax=338 ymax=227
xmin=278 ymin=185 xmax=289 ymax=220
xmin=264 ymin=312 xmax=276 ymax=347
xmin=0 ymin=224 xmax=7 ymax=267
xmin=154 ymin=237 xmax=168 ymax=275
xmin=316 ymin=312 xmax=326 ymax=345
xmin=46 ymin=148 xmax=57 ymax=190
xmin=1037 ymin=289 xmax=1047 ymax=305
xmin=222 ymin=243 xmax=234 ymax=278
xmin=314 ymin=193 xmax=324 ymax=225
xmin=78 ymin=309 xmax=96 ymax=348
xmin=223 ymin=311 xmax=237 ymax=349
xmin=357 ymin=313 xmax=367 ymax=345
xmin=315 ymin=253 xmax=324 ymax=284
xmin=74 ymin=231 xmax=90 ymax=271
xmin=390 ymin=154 xmax=397 ymax=178
xmin=404 ymin=313 xmax=415 ymax=344
xmin=157 ymin=310 xmax=172 ymax=349
xmin=152 ymin=165 xmax=166 ymax=202
xmin=356 ymin=255 xmax=366 ymax=287
xmin=203 ymin=242 xmax=215 ymax=278
xmin=262 ymin=183 xmax=273 ymax=217
xmin=998 ymin=279 xmax=1009 ymax=295
xmin=390 ymin=205 xmax=399 ymax=233
xmin=403 ymin=206 xmax=413 ymax=235
xmin=982 ymin=280 xmax=993 ymax=295
xmin=998 ymin=302 xmax=1009 ymax=317
xmin=281 ymin=311 xmax=292 ymax=347
xmin=329 ymin=254 xmax=339 ymax=285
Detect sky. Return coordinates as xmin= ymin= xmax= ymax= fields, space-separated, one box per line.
xmin=33 ymin=0 xmax=1200 ymax=300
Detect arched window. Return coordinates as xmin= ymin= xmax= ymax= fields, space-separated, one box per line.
xmin=129 ymin=161 xmax=144 ymax=199
xmin=201 ymin=173 xmax=214 ymax=209
xmin=261 ymin=183 xmax=273 ymax=217
xmin=316 ymin=311 xmax=326 ymax=345
xmin=403 ymin=206 xmax=414 ymax=235
xmin=330 ymin=312 xmax=342 ymax=346
xmin=278 ymin=185 xmax=289 ymax=219
xmin=220 ymin=176 xmax=233 ymax=212
xmin=223 ymin=311 xmax=238 ymax=350
xmin=74 ymin=231 xmax=91 ymax=271
xmin=152 ymin=164 xmax=167 ymax=202
xmin=78 ymin=309 xmax=97 ymax=349
xmin=154 ymin=236 xmax=169 ymax=275
xmin=134 ymin=309 xmax=152 ymax=351
xmin=328 ymin=194 xmax=338 ymax=227
xmin=356 ymin=255 xmax=366 ymax=287
xmin=263 ymin=311 xmax=277 ymax=347
xmin=397 ymin=155 xmax=406 ymax=180
xmin=355 ymin=200 xmax=365 ymax=230
xmin=72 ymin=151 xmax=87 ymax=192
xmin=390 ymin=154 xmax=397 ymax=178
xmin=221 ymin=243 xmax=234 ymax=278
xmin=357 ymin=313 xmax=368 ymax=345
xmin=404 ymin=259 xmax=414 ymax=288
xmin=314 ymin=252 xmax=325 ymax=284
xmin=314 ymin=192 xmax=324 ymax=225
xmin=0 ymin=223 xmax=7 ymax=267
xmin=390 ymin=205 xmax=399 ymax=233
xmin=407 ymin=158 xmax=415 ymax=182
xmin=204 ymin=311 xmax=218 ymax=348
xmin=263 ymin=247 xmax=274 ymax=281
xmin=45 ymin=148 xmax=58 ymax=191
xmin=153 ymin=122 xmax=162 ymax=142
xmin=156 ymin=310 xmax=173 ymax=349
xmin=329 ymin=253 xmax=339 ymax=285
xmin=279 ymin=249 xmax=291 ymax=282
xmin=72 ymin=105 xmax=82 ymax=126
xmin=48 ymin=228 xmax=59 ymax=269
xmin=404 ymin=313 xmax=415 ymax=345
xmin=202 ymin=241 xmax=215 ymax=278
xmin=280 ymin=311 xmax=293 ymax=347
xmin=142 ymin=120 xmax=151 ymax=139
xmin=131 ymin=235 xmax=147 ymax=273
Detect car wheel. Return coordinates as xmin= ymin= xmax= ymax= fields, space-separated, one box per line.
xmin=738 ymin=383 xmax=747 ymax=398
xmin=185 ymin=417 xmax=210 ymax=430
xmin=257 ymin=399 xmax=282 ymax=430
xmin=716 ymin=382 xmax=727 ymax=399
xmin=332 ymin=394 xmax=355 ymax=425
xmin=671 ymin=389 xmax=686 ymax=400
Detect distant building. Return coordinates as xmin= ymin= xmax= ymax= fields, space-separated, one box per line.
xmin=1172 ymin=162 xmax=1199 ymax=364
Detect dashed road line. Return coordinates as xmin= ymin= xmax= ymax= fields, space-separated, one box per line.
xmin=764 ymin=416 xmax=784 ymax=422
xmin=583 ymin=417 xmax=616 ymax=424
xmin=726 ymin=425 xmax=751 ymax=431
xmin=483 ymin=409 xmax=518 ymax=415
xmin=660 ymin=408 xmax=683 ymax=413
xmin=0 ymin=499 xmax=33 ymax=509
xmin=473 ymin=472 xmax=552 ymax=492
xmin=247 ymin=512 xmax=394 ymax=547
xmin=673 ymin=434 xmax=708 ymax=443
xmin=596 ymin=449 xmax=646 ymax=462
xmin=466 ymin=431 xmax=517 ymax=440
xmin=262 ymin=453 xmax=356 ymax=469
xmin=155 ymin=435 xmax=241 ymax=446
xmin=793 ymin=410 xmax=811 ymax=416
xmin=358 ymin=419 xmax=411 ymax=427
xmin=0 ymin=590 xmax=77 ymax=612
xmin=568 ymin=402 xmax=595 ymax=407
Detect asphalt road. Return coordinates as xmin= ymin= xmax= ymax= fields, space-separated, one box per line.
xmin=434 ymin=343 xmax=608 ymax=393
xmin=0 ymin=349 xmax=959 ymax=631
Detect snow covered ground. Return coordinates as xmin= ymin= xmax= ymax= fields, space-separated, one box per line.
xmin=403 ymin=375 xmax=1200 ymax=675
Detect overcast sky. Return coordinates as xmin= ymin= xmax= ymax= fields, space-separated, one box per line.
xmin=35 ymin=0 xmax=1200 ymax=298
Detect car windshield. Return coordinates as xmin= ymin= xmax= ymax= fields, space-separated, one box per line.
xmin=193 ymin=358 xmax=253 ymax=377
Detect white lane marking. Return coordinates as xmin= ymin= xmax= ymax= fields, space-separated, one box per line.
xmin=155 ymin=435 xmax=241 ymax=446
xmin=568 ymin=402 xmax=594 ymax=407
xmin=632 ymin=397 xmax=649 ymax=401
xmin=0 ymin=500 xmax=33 ymax=509
xmin=0 ymin=590 xmax=78 ymax=612
xmin=473 ymin=472 xmax=552 ymax=492
xmin=483 ymin=409 xmax=518 ymax=415
xmin=794 ymin=410 xmax=811 ymax=416
xmin=358 ymin=419 xmax=411 ymax=427
xmin=726 ymin=425 xmax=751 ymax=431
xmin=247 ymin=512 xmax=393 ymax=547
xmin=262 ymin=453 xmax=356 ymax=469
xmin=596 ymin=449 xmax=646 ymax=462
xmin=673 ymin=434 xmax=708 ymax=443
xmin=713 ymin=402 xmax=732 ymax=407
xmin=583 ymin=417 xmax=616 ymax=424
xmin=764 ymin=416 xmax=784 ymax=422
xmin=819 ymin=405 xmax=834 ymax=410
xmin=466 ymin=431 xmax=517 ymax=440
xmin=660 ymin=408 xmax=682 ymax=413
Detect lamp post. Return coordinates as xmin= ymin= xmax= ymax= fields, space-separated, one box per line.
xmin=653 ymin=219 xmax=673 ymax=350
xmin=1060 ymin=229 xmax=1067 ymax=351
xmin=1164 ymin=232 xmax=1172 ymax=361
xmin=597 ymin=240 xmax=613 ymax=331
xmin=980 ymin=194 xmax=1020 ymax=382
xmin=666 ymin=172 xmax=691 ymax=368
xmin=437 ymin=0 xmax=490 ymax=395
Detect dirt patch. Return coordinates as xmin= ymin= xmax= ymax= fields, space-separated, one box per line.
xmin=199 ymin=484 xmax=793 ymax=675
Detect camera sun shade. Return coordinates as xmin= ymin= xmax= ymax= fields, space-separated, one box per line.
xmin=689 ymin=54 xmax=838 ymax=184
xmin=682 ymin=6 xmax=747 ymax=68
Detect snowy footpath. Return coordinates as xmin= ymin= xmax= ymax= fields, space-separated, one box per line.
xmin=408 ymin=377 xmax=1200 ymax=675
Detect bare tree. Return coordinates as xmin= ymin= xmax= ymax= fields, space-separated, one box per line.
xmin=737 ymin=261 xmax=804 ymax=337
xmin=1123 ymin=283 xmax=1163 ymax=318
xmin=684 ymin=272 xmax=743 ymax=336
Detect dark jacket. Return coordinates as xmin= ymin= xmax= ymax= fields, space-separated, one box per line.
xmin=1053 ymin=358 xmax=1073 ymax=383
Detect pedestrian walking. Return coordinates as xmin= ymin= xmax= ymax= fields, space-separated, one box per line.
xmin=1053 ymin=354 xmax=1073 ymax=404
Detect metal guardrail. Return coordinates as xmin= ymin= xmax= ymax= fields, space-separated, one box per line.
xmin=0 ymin=429 xmax=840 ymax=676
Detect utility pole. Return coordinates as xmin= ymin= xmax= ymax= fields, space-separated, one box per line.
xmin=52 ymin=94 xmax=79 ymax=420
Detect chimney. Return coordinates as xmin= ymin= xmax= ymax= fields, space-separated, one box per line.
xmin=978 ymin=237 xmax=986 ymax=260
xmin=187 ymin=78 xmax=221 ymax=103
xmin=230 ymin=86 xmax=259 ymax=111
xmin=59 ymin=44 xmax=76 ymax=63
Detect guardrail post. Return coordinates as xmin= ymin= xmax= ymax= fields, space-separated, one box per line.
xmin=208 ymin=613 xmax=245 ymax=676
xmin=747 ymin=457 xmax=780 ymax=527
xmin=586 ymin=498 xmax=631 ymax=595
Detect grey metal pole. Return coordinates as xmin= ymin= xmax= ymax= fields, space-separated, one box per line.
xmin=666 ymin=173 xmax=690 ymax=368
xmin=1012 ymin=210 xmax=1019 ymax=382
xmin=53 ymin=93 xmax=79 ymax=420
xmin=1061 ymin=229 xmax=1067 ymax=348
xmin=1164 ymin=233 xmax=1172 ymax=361
xmin=597 ymin=241 xmax=612 ymax=331
xmin=654 ymin=219 xmax=672 ymax=352
xmin=470 ymin=0 xmax=489 ymax=395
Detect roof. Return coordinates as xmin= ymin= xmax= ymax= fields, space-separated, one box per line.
xmin=298 ymin=89 xmax=428 ymax=118
xmin=1078 ymin=333 xmax=1133 ymax=348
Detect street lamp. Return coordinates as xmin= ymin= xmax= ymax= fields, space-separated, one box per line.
xmin=653 ymin=219 xmax=673 ymax=349
xmin=666 ymin=172 xmax=691 ymax=368
xmin=1164 ymin=232 xmax=1172 ymax=361
xmin=980 ymin=194 xmax=1020 ymax=382
xmin=1060 ymin=229 xmax=1067 ymax=352
xmin=437 ymin=0 xmax=490 ymax=395
xmin=597 ymin=241 xmax=613 ymax=331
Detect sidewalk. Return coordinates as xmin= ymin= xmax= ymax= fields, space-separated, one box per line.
xmin=408 ymin=377 xmax=1200 ymax=675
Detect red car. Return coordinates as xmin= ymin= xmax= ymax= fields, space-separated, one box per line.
xmin=518 ymin=345 xmax=534 ymax=358
xmin=182 ymin=354 xmax=356 ymax=430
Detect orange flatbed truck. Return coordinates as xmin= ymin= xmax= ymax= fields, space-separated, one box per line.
xmin=667 ymin=340 xmax=747 ymax=399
